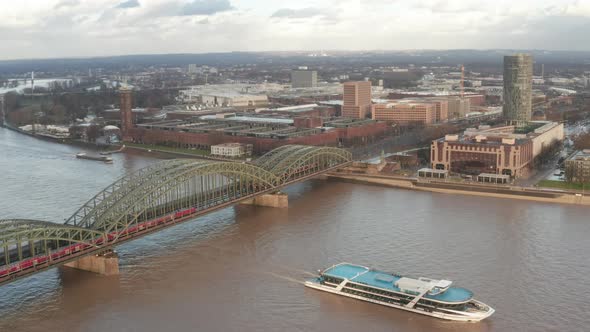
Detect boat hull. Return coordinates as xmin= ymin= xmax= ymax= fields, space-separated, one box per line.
xmin=305 ymin=280 xmax=494 ymax=322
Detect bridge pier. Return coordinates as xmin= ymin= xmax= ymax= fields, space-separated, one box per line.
xmin=241 ymin=192 xmax=288 ymax=208
xmin=64 ymin=250 xmax=120 ymax=276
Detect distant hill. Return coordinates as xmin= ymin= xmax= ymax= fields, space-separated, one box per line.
xmin=1 ymin=50 xmax=589 ymax=75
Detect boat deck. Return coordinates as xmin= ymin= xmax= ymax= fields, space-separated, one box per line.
xmin=322 ymin=263 xmax=473 ymax=303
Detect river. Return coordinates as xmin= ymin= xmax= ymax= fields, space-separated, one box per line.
xmin=0 ymin=127 xmax=589 ymax=332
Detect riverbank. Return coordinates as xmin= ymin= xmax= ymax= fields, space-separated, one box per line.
xmin=327 ymin=172 xmax=590 ymax=206
xmin=2 ymin=123 xmax=236 ymax=161
xmin=121 ymin=143 xmax=245 ymax=162
xmin=2 ymin=123 xmax=72 ymax=144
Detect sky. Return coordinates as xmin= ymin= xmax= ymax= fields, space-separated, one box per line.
xmin=0 ymin=0 xmax=589 ymax=60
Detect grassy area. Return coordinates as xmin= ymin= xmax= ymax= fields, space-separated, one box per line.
xmin=123 ymin=142 xmax=211 ymax=157
xmin=537 ymin=180 xmax=589 ymax=191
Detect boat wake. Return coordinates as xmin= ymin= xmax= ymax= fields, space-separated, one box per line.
xmin=263 ymin=271 xmax=306 ymax=285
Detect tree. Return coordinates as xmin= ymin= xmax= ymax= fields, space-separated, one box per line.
xmin=534 ymin=139 xmax=562 ymax=167
xmin=573 ymin=133 xmax=590 ymax=151
xmin=86 ymin=125 xmax=100 ymax=142
xmin=3 ymin=92 xmax=20 ymax=112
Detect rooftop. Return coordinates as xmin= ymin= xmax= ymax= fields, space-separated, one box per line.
xmin=200 ymin=115 xmax=294 ymax=124
xmin=568 ymin=150 xmax=590 ymax=161
xmin=322 ymin=263 xmax=473 ymax=303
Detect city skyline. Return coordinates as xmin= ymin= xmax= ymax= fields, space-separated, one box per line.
xmin=1 ymin=0 xmax=590 ymax=60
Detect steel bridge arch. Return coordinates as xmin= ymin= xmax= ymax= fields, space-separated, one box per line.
xmin=72 ymin=145 xmax=352 ymax=236
xmin=65 ymin=159 xmax=195 ymax=228
xmin=0 ymin=219 xmax=106 ymax=265
xmin=87 ymin=161 xmax=282 ymax=236
xmin=254 ymin=145 xmax=309 ymax=171
xmin=271 ymin=147 xmax=353 ymax=182
xmin=0 ymin=145 xmax=354 ymax=282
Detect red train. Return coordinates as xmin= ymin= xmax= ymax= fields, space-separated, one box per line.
xmin=0 ymin=206 xmax=199 ymax=279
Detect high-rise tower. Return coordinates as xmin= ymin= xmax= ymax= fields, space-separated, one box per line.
xmin=119 ymin=87 xmax=133 ymax=141
xmin=0 ymin=94 xmax=5 ymax=127
xmin=342 ymin=81 xmax=372 ymax=119
xmin=503 ymin=54 xmax=533 ymax=127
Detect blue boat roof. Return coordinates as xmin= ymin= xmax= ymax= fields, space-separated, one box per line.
xmin=322 ymin=263 xmax=473 ymax=303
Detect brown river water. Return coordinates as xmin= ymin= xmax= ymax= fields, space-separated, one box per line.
xmin=0 ymin=127 xmax=589 ymax=332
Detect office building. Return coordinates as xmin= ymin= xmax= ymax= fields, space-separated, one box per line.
xmin=431 ymin=122 xmax=563 ymax=178
xmin=291 ymin=70 xmax=318 ymax=88
xmin=188 ymin=64 xmax=198 ymax=74
xmin=342 ymin=81 xmax=372 ymax=119
xmin=503 ymin=54 xmax=533 ymax=127
xmin=372 ymin=102 xmax=436 ymax=125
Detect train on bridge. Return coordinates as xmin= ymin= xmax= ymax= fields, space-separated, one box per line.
xmin=0 ymin=145 xmax=353 ymax=286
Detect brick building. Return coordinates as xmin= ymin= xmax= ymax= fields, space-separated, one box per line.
xmin=431 ymin=134 xmax=534 ymax=178
xmin=431 ymin=122 xmax=564 ymax=178
xmin=128 ymin=117 xmax=390 ymax=154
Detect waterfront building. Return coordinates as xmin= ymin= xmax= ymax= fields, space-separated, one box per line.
xmin=503 ymin=54 xmax=533 ymax=127
xmin=431 ymin=122 xmax=564 ymax=178
xmin=291 ymin=70 xmax=318 ymax=88
xmin=565 ymin=150 xmax=590 ymax=184
xmin=128 ymin=115 xmax=389 ymax=154
xmin=342 ymin=81 xmax=372 ymax=119
xmin=210 ymin=143 xmax=249 ymax=158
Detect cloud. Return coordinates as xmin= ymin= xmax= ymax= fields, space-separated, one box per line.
xmin=414 ymin=0 xmax=484 ymax=13
xmin=271 ymin=7 xmax=331 ymax=19
xmin=116 ymin=0 xmax=141 ymax=9
xmin=2 ymin=0 xmax=590 ymax=60
xmin=54 ymin=0 xmax=80 ymax=10
xmin=179 ymin=0 xmax=233 ymax=16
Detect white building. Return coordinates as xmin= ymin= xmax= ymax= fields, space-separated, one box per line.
xmin=211 ymin=143 xmax=248 ymax=158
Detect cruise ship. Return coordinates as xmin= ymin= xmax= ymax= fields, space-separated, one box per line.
xmin=305 ymin=263 xmax=494 ymax=322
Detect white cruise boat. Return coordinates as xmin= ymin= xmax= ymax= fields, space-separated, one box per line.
xmin=305 ymin=263 xmax=494 ymax=322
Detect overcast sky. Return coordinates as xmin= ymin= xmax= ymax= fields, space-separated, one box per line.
xmin=1 ymin=0 xmax=589 ymax=60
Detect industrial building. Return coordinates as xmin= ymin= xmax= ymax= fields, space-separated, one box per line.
xmin=200 ymin=93 xmax=268 ymax=108
xmin=503 ymin=54 xmax=533 ymax=127
xmin=342 ymin=81 xmax=372 ymax=119
xmin=291 ymin=70 xmax=318 ymax=88
xmin=256 ymin=104 xmax=337 ymax=118
xmin=178 ymin=84 xmax=271 ymax=108
xmin=431 ymin=122 xmax=564 ymax=178
xmin=565 ymin=150 xmax=590 ymax=184
xmin=126 ymin=115 xmax=390 ymax=154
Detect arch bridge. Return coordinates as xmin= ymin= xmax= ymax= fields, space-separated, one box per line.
xmin=0 ymin=145 xmax=351 ymax=285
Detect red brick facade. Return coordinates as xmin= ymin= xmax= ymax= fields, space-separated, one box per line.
xmin=431 ymin=138 xmax=534 ymax=178
xmin=129 ymin=121 xmax=390 ymax=154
